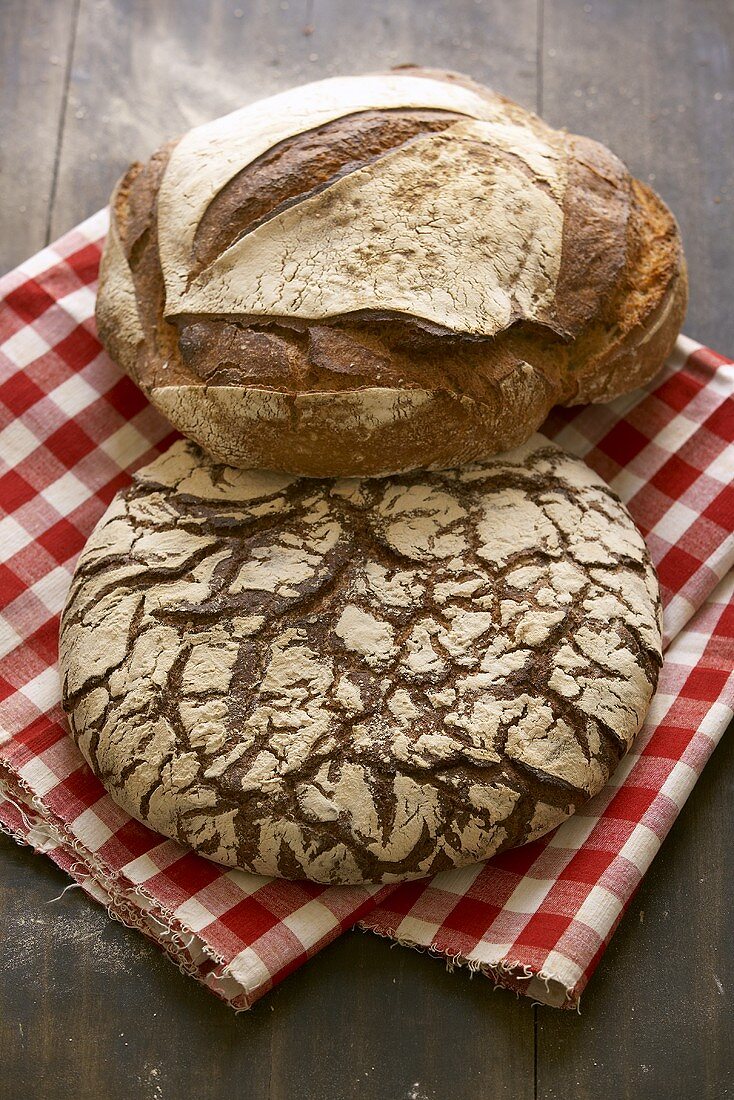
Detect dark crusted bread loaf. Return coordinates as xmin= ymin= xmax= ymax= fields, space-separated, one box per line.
xmin=59 ymin=437 xmax=662 ymax=884
xmin=96 ymin=68 xmax=687 ymax=478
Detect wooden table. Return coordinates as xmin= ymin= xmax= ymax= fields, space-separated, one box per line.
xmin=1 ymin=3 xmax=732 ymax=1097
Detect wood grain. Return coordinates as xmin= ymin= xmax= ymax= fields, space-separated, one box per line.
xmin=542 ymin=0 xmax=734 ymax=352
xmin=0 ymin=1 xmax=732 ymax=1097
xmin=0 ymin=0 xmax=78 ymax=271
xmin=49 ymin=0 xmax=539 ymax=238
xmin=1 ymin=4 xmax=540 ymax=1098
xmin=0 ymin=829 xmax=534 ymax=1100
xmin=538 ymin=5 xmax=734 ymax=1091
xmin=535 ymin=726 xmax=734 ymax=1100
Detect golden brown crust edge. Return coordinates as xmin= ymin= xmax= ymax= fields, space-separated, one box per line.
xmin=568 ymin=180 xmax=688 ymax=405
xmin=60 ymin=437 xmax=663 ymax=883
xmin=141 ymin=178 xmax=687 ymax=479
xmin=149 ymin=362 xmax=557 ymax=478
xmin=95 ymin=78 xmax=687 ymax=477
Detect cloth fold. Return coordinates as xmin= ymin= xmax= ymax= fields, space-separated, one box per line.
xmin=1 ymin=210 xmax=732 ymax=1010
xmin=361 ymin=569 xmax=734 ymax=1006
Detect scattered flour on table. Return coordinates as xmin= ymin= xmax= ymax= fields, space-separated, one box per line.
xmin=407 ymin=1085 xmax=431 ymax=1100
xmin=2 ymin=897 xmax=152 ymax=976
xmin=143 ymin=1065 xmax=164 ymax=1100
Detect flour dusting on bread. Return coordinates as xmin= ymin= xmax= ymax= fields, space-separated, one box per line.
xmin=60 ymin=437 xmax=663 ymax=884
xmin=96 ymin=68 xmax=686 ymax=477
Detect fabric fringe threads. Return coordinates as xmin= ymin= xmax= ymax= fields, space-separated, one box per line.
xmin=361 ymin=923 xmax=573 ymax=1008
xmin=0 ymin=209 xmax=732 ymax=1009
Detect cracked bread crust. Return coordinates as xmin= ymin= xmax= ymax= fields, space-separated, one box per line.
xmin=96 ymin=68 xmax=686 ymax=477
xmin=59 ymin=437 xmax=663 ymax=884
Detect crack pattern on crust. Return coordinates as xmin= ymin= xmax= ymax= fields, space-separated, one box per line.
xmin=60 ymin=437 xmax=662 ymax=884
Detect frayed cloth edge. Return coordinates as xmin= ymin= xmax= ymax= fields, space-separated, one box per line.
xmin=0 ymin=778 xmax=255 ymax=1012
xmin=359 ymin=921 xmax=581 ymax=1011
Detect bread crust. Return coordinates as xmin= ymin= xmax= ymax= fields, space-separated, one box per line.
xmin=60 ymin=438 xmax=663 ymax=883
xmin=96 ymin=70 xmax=686 ymax=477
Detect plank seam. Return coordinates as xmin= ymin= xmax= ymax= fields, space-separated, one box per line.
xmin=45 ymin=0 xmax=81 ymax=247
xmin=533 ymin=1002 xmax=539 ymax=1100
xmin=536 ymin=0 xmax=544 ymax=115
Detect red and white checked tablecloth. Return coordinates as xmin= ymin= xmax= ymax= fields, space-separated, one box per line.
xmin=1 ymin=210 xmax=732 ymax=1010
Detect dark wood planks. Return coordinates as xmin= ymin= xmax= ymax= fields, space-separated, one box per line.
xmin=1 ymin=3 xmax=539 ymax=1098
xmin=0 ymin=829 xmax=534 ymax=1100
xmin=0 ymin=1 xmax=732 ymax=1097
xmin=539 ymin=1 xmax=734 ymax=1094
xmin=535 ymin=727 xmax=734 ymax=1100
xmin=0 ymin=0 xmax=78 ymax=271
xmin=49 ymin=0 xmax=540 ymax=238
xmin=541 ymin=0 xmax=734 ymax=353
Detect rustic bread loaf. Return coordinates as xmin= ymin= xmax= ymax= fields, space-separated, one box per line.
xmin=96 ymin=68 xmax=686 ymax=478
xmin=59 ymin=437 xmax=662 ymax=884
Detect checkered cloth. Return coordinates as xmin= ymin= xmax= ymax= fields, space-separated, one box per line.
xmin=1 ymin=211 xmax=732 ymax=1010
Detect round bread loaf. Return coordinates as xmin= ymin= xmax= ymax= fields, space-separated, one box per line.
xmin=60 ymin=437 xmax=662 ymax=884
xmin=96 ymin=68 xmax=686 ymax=478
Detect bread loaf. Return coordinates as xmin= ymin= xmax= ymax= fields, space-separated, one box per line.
xmin=96 ymin=68 xmax=686 ymax=478
xmin=59 ymin=437 xmax=662 ymax=884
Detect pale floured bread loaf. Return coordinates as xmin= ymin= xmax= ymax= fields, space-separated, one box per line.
xmin=59 ymin=437 xmax=662 ymax=884
xmin=96 ymin=67 xmax=687 ymax=478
